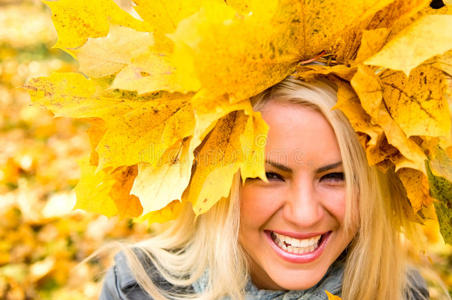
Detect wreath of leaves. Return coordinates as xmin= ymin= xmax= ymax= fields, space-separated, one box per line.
xmin=26 ymin=0 xmax=452 ymax=243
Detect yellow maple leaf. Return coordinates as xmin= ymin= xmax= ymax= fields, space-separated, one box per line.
xmin=366 ymin=0 xmax=429 ymax=30
xmin=296 ymin=64 xmax=356 ymax=82
xmin=187 ymin=111 xmax=249 ymax=215
xmin=168 ymin=0 xmax=303 ymax=103
xmin=109 ymin=165 xmax=143 ymax=218
xmin=76 ymin=26 xmax=154 ymax=78
xmin=107 ymin=0 xmax=292 ymax=98
xmin=85 ymin=119 xmax=106 ymax=166
xmin=397 ymin=168 xmax=433 ymax=211
xmin=332 ymin=78 xmax=387 ymax=166
xmin=293 ymin=0 xmax=437 ymax=65
xmin=420 ymin=204 xmax=443 ymax=244
xmin=355 ymin=28 xmax=390 ymax=63
xmin=350 ymin=65 xmax=383 ymax=118
xmin=240 ymin=111 xmax=269 ymax=182
xmin=373 ymin=103 xmax=426 ymax=173
xmin=131 ymin=138 xmax=193 ymax=215
xmin=74 ymin=160 xmax=142 ymax=218
xmin=192 ymin=95 xmax=254 ymax=140
xmin=133 ymin=0 xmax=204 ymax=35
xmin=44 ymin=0 xmax=150 ymax=49
xmin=378 ymin=65 xmax=450 ymax=139
xmin=350 ymin=65 xmax=427 ymax=172
xmin=111 ymin=47 xmax=201 ymax=94
xmin=27 ymin=72 xmax=196 ymax=168
xmin=74 ymin=159 xmax=117 ymax=216
xmin=366 ymin=15 xmax=452 ymax=75
xmin=226 ymin=0 xmax=278 ymax=15
xmin=137 ymin=200 xmax=187 ymax=224
xmin=311 ymin=1 xmax=395 ymax=63
xmin=325 ymin=290 xmax=342 ymax=300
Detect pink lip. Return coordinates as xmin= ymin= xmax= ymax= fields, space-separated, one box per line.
xmin=265 ymin=230 xmax=331 ymax=264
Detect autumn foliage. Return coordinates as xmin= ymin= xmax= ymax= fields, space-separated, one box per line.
xmin=0 ymin=1 xmax=152 ymax=298
xmin=1 ymin=0 xmax=452 ymax=298
xmin=24 ymin=0 xmax=452 ymax=247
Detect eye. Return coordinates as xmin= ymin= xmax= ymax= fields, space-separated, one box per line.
xmin=321 ymin=172 xmax=345 ymax=183
xmin=265 ymin=172 xmax=284 ymax=181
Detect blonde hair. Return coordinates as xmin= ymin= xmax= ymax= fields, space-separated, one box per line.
xmin=110 ymin=77 xmax=423 ymax=299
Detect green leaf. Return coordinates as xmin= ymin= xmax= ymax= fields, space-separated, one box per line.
xmin=426 ymin=161 xmax=452 ymax=244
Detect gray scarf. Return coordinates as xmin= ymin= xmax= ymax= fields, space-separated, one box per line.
xmin=192 ymin=261 xmax=344 ymax=300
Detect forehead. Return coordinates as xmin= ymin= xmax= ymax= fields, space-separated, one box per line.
xmin=260 ymin=100 xmax=341 ymax=167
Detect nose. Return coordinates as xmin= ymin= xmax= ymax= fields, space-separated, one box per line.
xmin=283 ymin=179 xmax=324 ymax=227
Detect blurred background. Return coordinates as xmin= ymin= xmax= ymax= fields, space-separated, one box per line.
xmin=0 ymin=0 xmax=450 ymax=299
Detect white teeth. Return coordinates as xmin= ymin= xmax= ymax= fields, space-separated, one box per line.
xmin=272 ymin=232 xmax=321 ymax=254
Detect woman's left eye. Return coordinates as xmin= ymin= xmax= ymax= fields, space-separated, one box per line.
xmin=321 ymin=172 xmax=345 ymax=183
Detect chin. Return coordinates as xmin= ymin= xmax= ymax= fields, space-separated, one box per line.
xmin=276 ymin=277 xmax=323 ymax=291
xmin=268 ymin=267 xmax=329 ymax=291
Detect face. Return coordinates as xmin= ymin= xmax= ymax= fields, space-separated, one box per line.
xmin=239 ymin=100 xmax=357 ymax=290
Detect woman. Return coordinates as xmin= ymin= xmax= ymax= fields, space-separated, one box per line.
xmin=99 ymin=77 xmax=429 ymax=299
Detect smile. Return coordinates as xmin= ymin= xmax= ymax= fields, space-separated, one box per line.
xmin=266 ymin=230 xmax=331 ymax=263
xmin=271 ymin=232 xmax=321 ymax=254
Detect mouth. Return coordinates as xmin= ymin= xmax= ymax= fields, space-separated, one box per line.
xmin=266 ymin=230 xmax=331 ymax=262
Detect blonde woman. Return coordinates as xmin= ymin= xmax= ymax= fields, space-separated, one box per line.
xmin=99 ymin=77 xmax=429 ymax=300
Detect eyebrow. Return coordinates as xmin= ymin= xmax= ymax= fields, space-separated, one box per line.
xmin=265 ymin=160 xmax=292 ymax=173
xmin=316 ymin=161 xmax=343 ymax=173
xmin=265 ymin=160 xmax=343 ymax=173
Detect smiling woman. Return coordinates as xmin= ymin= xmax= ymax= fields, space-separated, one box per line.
xmin=100 ymin=77 xmax=430 ymax=300
xmin=240 ymin=92 xmax=354 ymax=291
xmin=22 ymin=0 xmax=452 ymax=297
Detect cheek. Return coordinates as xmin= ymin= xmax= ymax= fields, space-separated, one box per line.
xmin=320 ymin=188 xmax=347 ymax=222
xmin=239 ymin=185 xmax=282 ymax=229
